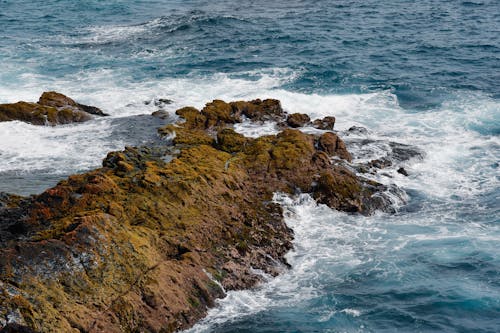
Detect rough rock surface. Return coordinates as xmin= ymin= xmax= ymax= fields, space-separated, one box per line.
xmin=318 ymin=132 xmax=353 ymax=162
xmin=312 ymin=116 xmax=336 ymax=130
xmin=0 ymin=98 xmax=392 ymax=333
xmin=286 ymin=113 xmax=310 ymax=128
xmin=0 ymin=92 xmax=107 ymax=126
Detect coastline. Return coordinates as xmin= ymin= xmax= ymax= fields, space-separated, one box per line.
xmin=0 ymin=96 xmax=397 ymax=332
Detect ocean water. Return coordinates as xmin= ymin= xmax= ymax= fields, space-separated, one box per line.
xmin=0 ymin=0 xmax=499 ymax=332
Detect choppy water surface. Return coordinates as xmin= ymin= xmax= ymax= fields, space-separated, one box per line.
xmin=0 ymin=0 xmax=499 ymax=331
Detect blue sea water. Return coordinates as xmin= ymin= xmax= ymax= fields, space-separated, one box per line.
xmin=0 ymin=0 xmax=499 ymax=332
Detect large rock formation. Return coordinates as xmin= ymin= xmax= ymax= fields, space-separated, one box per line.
xmin=0 ymin=92 xmax=107 ymax=126
xmin=0 ymin=98 xmax=393 ymax=332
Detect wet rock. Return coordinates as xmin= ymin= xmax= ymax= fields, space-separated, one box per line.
xmin=175 ymin=106 xmax=207 ymax=129
xmin=0 ymin=101 xmax=92 ymax=125
xmin=286 ymin=113 xmax=310 ymax=128
xmin=397 ymin=167 xmax=409 ymax=176
xmin=151 ymin=110 xmax=170 ymax=119
xmin=369 ymin=158 xmax=393 ymax=169
xmin=346 ymin=139 xmax=423 ymax=175
xmin=144 ymin=98 xmax=174 ymax=107
xmin=230 ymin=99 xmax=284 ymax=122
xmin=155 ymin=98 xmax=174 ymax=107
xmin=389 ymin=142 xmax=424 ymax=162
xmin=318 ymin=132 xmax=352 ymax=162
xmin=0 ymin=92 xmax=107 ymax=126
xmin=312 ymin=116 xmax=336 ymax=130
xmin=0 ymin=98 xmax=396 ymax=333
xmin=347 ymin=126 xmax=368 ymax=135
xmin=38 ymin=91 xmax=108 ymax=116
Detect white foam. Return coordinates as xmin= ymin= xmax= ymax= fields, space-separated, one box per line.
xmin=0 ymin=68 xmax=298 ymax=117
xmin=2 ymin=68 xmax=497 ymax=203
xmin=185 ymin=187 xmax=500 ymax=331
xmin=341 ymin=308 xmax=362 ymax=317
xmin=0 ymin=119 xmax=121 ymax=174
xmin=66 ymin=17 xmax=166 ymax=45
xmin=184 ymin=194 xmax=385 ymax=332
xmin=2 ymin=66 xmax=497 ymax=202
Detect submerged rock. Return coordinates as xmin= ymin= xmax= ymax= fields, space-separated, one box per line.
xmin=397 ymin=167 xmax=409 ymax=176
xmin=0 ymin=92 xmax=107 ymax=126
xmin=0 ymin=98 xmax=396 ymax=333
xmin=144 ymin=98 xmax=174 ymax=108
xmin=151 ymin=110 xmax=170 ymax=119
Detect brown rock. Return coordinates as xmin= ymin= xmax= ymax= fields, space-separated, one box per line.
xmin=286 ymin=113 xmax=311 ymax=128
xmin=38 ymin=91 xmax=108 ymax=116
xmin=0 ymin=92 xmax=107 ymax=126
xmin=201 ymin=100 xmax=239 ymax=128
xmin=230 ymin=99 xmax=284 ymax=122
xmin=0 ymin=101 xmax=91 ymax=125
xmin=0 ymin=98 xmax=393 ymax=333
xmin=151 ymin=110 xmax=169 ymax=119
xmin=216 ymin=128 xmax=247 ymax=153
xmin=175 ymin=106 xmax=207 ymax=129
xmin=313 ymin=169 xmax=362 ymax=212
xmin=312 ymin=116 xmax=336 ymax=130
xmin=318 ymin=132 xmax=352 ymax=162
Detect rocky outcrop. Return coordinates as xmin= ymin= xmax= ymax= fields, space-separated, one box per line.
xmin=312 ymin=116 xmax=336 ymax=130
xmin=0 ymin=92 xmax=107 ymax=126
xmin=286 ymin=113 xmax=310 ymax=128
xmin=38 ymin=91 xmax=108 ymax=117
xmin=229 ymin=99 xmax=284 ymax=122
xmin=0 ymin=98 xmax=393 ymax=333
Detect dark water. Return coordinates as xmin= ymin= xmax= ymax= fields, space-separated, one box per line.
xmin=0 ymin=0 xmax=499 ymax=332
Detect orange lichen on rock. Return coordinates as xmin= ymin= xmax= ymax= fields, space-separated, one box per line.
xmin=0 ymin=91 xmax=107 ymax=126
xmin=0 ymin=98 xmax=390 ymax=333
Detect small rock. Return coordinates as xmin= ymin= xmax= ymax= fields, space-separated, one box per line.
xmin=397 ymin=167 xmax=409 ymax=176
xmin=347 ymin=126 xmax=368 ymax=135
xmin=156 ymin=98 xmax=174 ymax=106
xmin=369 ymin=158 xmax=392 ymax=169
xmin=151 ymin=110 xmax=170 ymax=119
xmin=286 ymin=113 xmax=310 ymax=128
xmin=312 ymin=116 xmax=336 ymax=130
xmin=146 ymin=98 xmax=174 ymax=107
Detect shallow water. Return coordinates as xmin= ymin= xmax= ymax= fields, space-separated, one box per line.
xmin=0 ymin=0 xmax=499 ymax=331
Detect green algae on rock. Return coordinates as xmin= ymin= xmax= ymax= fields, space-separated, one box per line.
xmin=0 ymin=98 xmax=393 ymax=333
xmin=0 ymin=92 xmax=107 ymax=126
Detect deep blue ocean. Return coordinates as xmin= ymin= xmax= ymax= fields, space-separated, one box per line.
xmin=0 ymin=1 xmax=499 ymax=332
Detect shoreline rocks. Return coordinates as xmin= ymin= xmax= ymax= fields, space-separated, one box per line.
xmin=0 ymin=92 xmax=107 ymax=126
xmin=0 ymin=98 xmax=395 ymax=333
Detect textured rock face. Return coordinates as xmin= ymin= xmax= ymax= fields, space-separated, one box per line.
xmin=312 ymin=116 xmax=336 ymax=130
xmin=286 ymin=113 xmax=310 ymax=128
xmin=38 ymin=91 xmax=108 ymax=117
xmin=0 ymin=92 xmax=107 ymax=126
xmin=318 ymin=132 xmax=353 ymax=162
xmin=0 ymin=98 xmax=392 ymax=333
